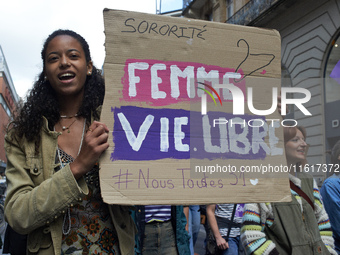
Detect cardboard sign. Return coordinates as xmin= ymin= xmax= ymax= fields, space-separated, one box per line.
xmin=100 ymin=9 xmax=291 ymax=205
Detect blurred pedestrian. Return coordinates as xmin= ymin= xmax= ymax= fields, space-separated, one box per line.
xmin=207 ymin=203 xmax=244 ymax=255
xmin=184 ymin=205 xmax=201 ymax=254
xmin=134 ymin=205 xmax=190 ymax=254
xmin=321 ymin=140 xmax=340 ymax=254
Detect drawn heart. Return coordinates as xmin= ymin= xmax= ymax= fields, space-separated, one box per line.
xmin=250 ymin=179 xmax=259 ymax=185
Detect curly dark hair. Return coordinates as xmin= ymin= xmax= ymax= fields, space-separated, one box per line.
xmin=9 ymin=29 xmax=105 ymax=146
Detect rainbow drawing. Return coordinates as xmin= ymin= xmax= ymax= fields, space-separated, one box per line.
xmin=197 ymin=82 xmax=223 ymax=106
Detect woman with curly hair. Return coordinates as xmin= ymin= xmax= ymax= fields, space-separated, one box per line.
xmin=4 ymin=29 xmax=135 ymax=255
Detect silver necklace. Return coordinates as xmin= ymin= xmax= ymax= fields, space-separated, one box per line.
xmin=60 ymin=113 xmax=78 ymax=119
xmin=57 ymin=119 xmax=86 ymax=236
xmin=60 ymin=119 xmax=77 ymax=133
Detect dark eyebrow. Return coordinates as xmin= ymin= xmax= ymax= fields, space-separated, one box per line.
xmin=67 ymin=49 xmax=81 ymax=54
xmin=47 ymin=51 xmax=58 ymax=57
xmin=47 ymin=49 xmax=81 ymax=57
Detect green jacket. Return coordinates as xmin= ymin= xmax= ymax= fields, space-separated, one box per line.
xmin=4 ymin=117 xmax=136 ymax=255
xmin=265 ymin=173 xmax=331 ymax=255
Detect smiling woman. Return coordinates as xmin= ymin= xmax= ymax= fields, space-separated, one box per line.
xmin=284 ymin=126 xmax=308 ymax=169
xmin=241 ymin=126 xmax=337 ymax=255
xmin=44 ymin=35 xmax=92 ymax=105
xmin=3 ymin=29 xmax=136 ymax=255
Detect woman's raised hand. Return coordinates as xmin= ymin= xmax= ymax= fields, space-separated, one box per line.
xmin=70 ymin=121 xmax=110 ymax=179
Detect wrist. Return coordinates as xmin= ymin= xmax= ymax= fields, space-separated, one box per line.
xmin=70 ymin=161 xmax=87 ymax=180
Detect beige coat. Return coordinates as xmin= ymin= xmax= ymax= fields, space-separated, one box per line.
xmin=4 ymin=117 xmax=136 ymax=255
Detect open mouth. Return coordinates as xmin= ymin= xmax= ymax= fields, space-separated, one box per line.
xmin=58 ymin=72 xmax=75 ymax=81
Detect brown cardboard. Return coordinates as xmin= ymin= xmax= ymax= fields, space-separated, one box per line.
xmin=100 ymin=9 xmax=291 ymax=205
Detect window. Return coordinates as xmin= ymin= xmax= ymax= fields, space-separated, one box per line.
xmin=324 ymin=33 xmax=340 ymax=103
xmin=281 ymin=65 xmax=294 ymax=118
xmin=226 ymin=0 xmax=234 ymax=19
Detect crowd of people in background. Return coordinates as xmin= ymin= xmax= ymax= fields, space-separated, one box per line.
xmin=1 ymin=28 xmax=340 ymax=255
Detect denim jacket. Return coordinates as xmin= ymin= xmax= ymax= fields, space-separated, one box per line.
xmin=321 ymin=174 xmax=340 ymax=254
xmin=4 ymin=116 xmax=136 ymax=255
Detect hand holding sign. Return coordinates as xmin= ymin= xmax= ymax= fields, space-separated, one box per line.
xmin=71 ymin=121 xmax=109 ymax=179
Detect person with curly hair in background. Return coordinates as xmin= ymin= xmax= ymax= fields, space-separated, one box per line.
xmin=4 ymin=29 xmax=135 ymax=255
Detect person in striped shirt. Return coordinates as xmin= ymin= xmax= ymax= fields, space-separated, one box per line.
xmin=134 ymin=205 xmax=190 ymax=254
xmin=206 ymin=203 xmax=244 ymax=255
xmin=241 ymin=126 xmax=336 ymax=255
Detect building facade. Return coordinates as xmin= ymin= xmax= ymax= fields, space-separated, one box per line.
xmin=0 ymin=46 xmax=20 ymax=174
xmin=181 ymin=0 xmax=340 ymax=183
